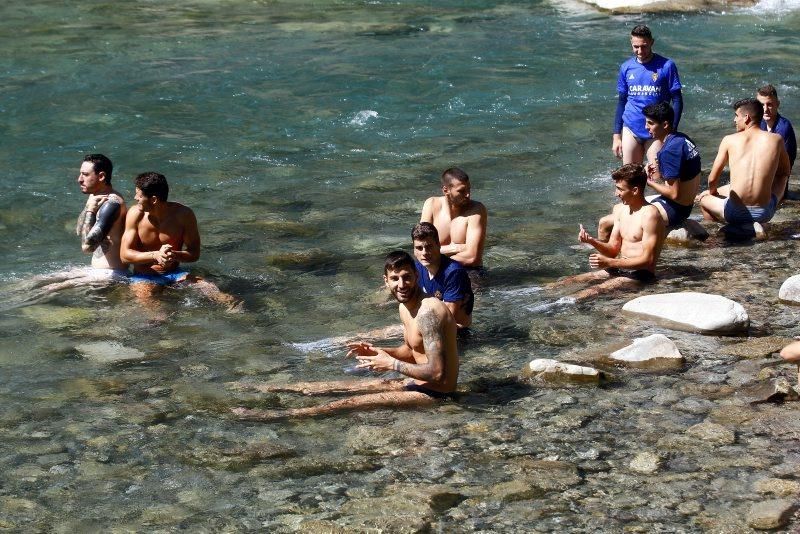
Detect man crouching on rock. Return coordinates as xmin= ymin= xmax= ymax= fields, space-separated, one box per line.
xmin=552 ymin=163 xmax=665 ymax=300
xmin=231 ymin=251 xmax=459 ymax=420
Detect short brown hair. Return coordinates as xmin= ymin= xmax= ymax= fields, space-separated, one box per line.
xmin=757 ymin=84 xmax=778 ymax=99
xmin=733 ymin=98 xmax=764 ymax=124
xmin=441 ymin=167 xmax=469 ymax=187
xmin=630 ymin=25 xmax=653 ymax=40
xmin=611 ymin=163 xmax=647 ymax=191
xmin=411 ymin=222 xmax=440 ymax=245
xmin=384 ymin=250 xmax=415 ymax=274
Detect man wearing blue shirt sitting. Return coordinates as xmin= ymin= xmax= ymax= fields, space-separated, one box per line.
xmin=757 ymin=84 xmax=796 ymax=196
xmin=411 ymin=222 xmax=474 ymax=329
xmin=642 ymin=101 xmax=701 ymax=228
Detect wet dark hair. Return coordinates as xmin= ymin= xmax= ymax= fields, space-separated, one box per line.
xmin=757 ymin=84 xmax=778 ymax=99
xmin=733 ymin=98 xmax=764 ymax=124
xmin=441 ymin=167 xmax=469 ymax=187
xmin=83 ymin=154 xmax=113 ymax=184
xmin=630 ymin=25 xmax=653 ymax=40
xmin=411 ymin=222 xmax=440 ymax=245
xmin=643 ymin=101 xmax=674 ymax=128
xmin=384 ymin=250 xmax=415 ymax=274
xmin=612 ymin=163 xmax=647 ymax=192
xmin=135 ymin=172 xmax=169 ymax=201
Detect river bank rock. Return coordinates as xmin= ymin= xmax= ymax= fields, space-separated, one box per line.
xmin=685 ymin=421 xmax=735 ymax=445
xmin=722 ymin=336 xmax=792 ymax=359
xmin=75 ymin=341 xmax=146 ymax=363
xmin=746 ymin=499 xmax=795 ymax=530
xmin=609 ymin=334 xmax=684 ymax=370
xmin=578 ymin=0 xmax=756 ymax=13
xmin=754 ymin=478 xmax=800 ymax=497
xmin=744 ymin=377 xmax=800 ymax=404
xmin=524 ymin=359 xmax=603 ymax=384
xmin=778 ymin=274 xmax=800 ymax=304
xmin=665 ymin=219 xmax=709 ymax=243
xmin=622 ymin=292 xmax=749 ymax=334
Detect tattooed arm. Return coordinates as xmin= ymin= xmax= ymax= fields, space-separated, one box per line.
xmin=81 ymin=198 xmax=121 ymax=253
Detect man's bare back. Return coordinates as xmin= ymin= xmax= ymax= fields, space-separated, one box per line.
xmin=718 ymin=128 xmax=786 ymax=206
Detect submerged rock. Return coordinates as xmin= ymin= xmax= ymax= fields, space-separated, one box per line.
xmin=609 ymin=334 xmax=684 ymax=370
xmin=685 ymin=421 xmax=735 ymax=445
xmin=665 ymin=219 xmax=709 ymax=243
xmin=622 ymin=292 xmax=749 ymax=334
xmin=524 ymin=359 xmax=603 ymax=384
xmin=746 ymin=499 xmax=795 ymax=530
xmin=753 ymin=478 xmax=800 ymax=497
xmin=629 ymin=452 xmax=661 ymax=474
xmin=778 ymin=274 xmax=800 ymax=304
xmin=75 ymin=341 xmax=146 ymax=363
xmin=722 ymin=336 xmax=792 ymax=359
xmin=744 ymin=377 xmax=800 ymax=404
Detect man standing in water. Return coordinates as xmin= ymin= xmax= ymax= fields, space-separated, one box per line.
xmin=231 ymin=251 xmax=459 ymax=420
xmin=553 ymin=164 xmax=665 ymax=300
xmin=757 ymin=84 xmax=796 ymax=195
xmin=698 ymin=98 xmax=790 ymax=224
xmin=612 ymin=24 xmax=683 ymax=165
xmin=76 ymin=154 xmax=128 ymax=271
xmin=120 ymin=172 xmax=239 ymax=310
xmin=412 ymin=222 xmax=473 ymax=329
xmin=420 ymin=167 xmax=487 ymax=269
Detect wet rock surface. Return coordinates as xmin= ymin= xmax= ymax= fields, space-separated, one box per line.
xmin=608 ymin=334 xmax=684 ymax=370
xmin=746 ymin=499 xmax=795 ymax=530
xmin=524 ymin=359 xmax=602 ymax=384
xmin=622 ymin=292 xmax=749 ymax=333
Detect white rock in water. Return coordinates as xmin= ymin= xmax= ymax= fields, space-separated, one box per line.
xmin=778 ymin=274 xmax=800 ymax=304
xmin=609 ymin=334 xmax=684 ymax=369
xmin=666 ymin=219 xmax=709 ymax=243
xmin=622 ymin=292 xmax=749 ymax=334
xmin=76 ymin=341 xmax=146 ymax=363
xmin=525 ymin=359 xmax=601 ymax=384
xmin=578 ymin=0 xmax=756 ymax=12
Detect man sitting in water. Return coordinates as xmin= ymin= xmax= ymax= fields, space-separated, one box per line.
xmin=698 ymin=98 xmax=790 ymax=225
xmin=642 ymin=102 xmax=701 ymax=228
xmin=231 ymin=251 xmax=459 ymax=420
xmin=553 ymin=164 xmax=665 ymax=300
xmin=120 ymin=172 xmax=239 ymax=310
xmin=420 ymin=167 xmax=487 ymax=269
xmin=757 ymin=84 xmax=796 ymax=196
xmin=412 ymin=222 xmax=473 ymax=329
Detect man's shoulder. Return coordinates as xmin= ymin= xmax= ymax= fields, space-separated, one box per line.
xmin=418 ymin=296 xmax=449 ymax=318
xmin=108 ymin=191 xmax=125 ymax=204
xmin=167 ymin=202 xmax=196 ymax=218
xmin=464 ymin=200 xmax=488 ymax=218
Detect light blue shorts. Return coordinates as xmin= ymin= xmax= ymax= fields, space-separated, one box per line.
xmin=129 ymin=270 xmax=190 ymax=286
xmin=723 ymin=194 xmax=778 ymax=224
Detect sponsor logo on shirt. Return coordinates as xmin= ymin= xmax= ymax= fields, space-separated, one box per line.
xmin=628 ymin=84 xmax=660 ymax=96
xmin=651 ymin=72 xmax=659 ymax=82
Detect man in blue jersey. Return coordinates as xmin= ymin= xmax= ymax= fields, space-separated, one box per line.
xmin=412 ymin=222 xmax=474 ymax=329
xmin=757 ymin=84 xmax=796 ymax=196
xmin=642 ymin=102 xmax=701 ymax=227
xmin=612 ymin=25 xmax=683 ymax=166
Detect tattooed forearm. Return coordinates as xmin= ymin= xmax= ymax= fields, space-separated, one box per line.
xmin=417 ymin=309 xmax=443 ymax=361
xmin=80 ymin=210 xmax=97 ymax=247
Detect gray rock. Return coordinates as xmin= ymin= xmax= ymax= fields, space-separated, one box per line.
xmin=779 ymin=274 xmax=800 ymax=304
xmin=622 ymin=292 xmax=749 ymax=334
xmin=746 ymin=377 xmax=800 ymax=404
xmin=746 ymin=499 xmax=795 ymax=530
xmin=75 ymin=341 xmax=146 ymax=363
xmin=629 ymin=452 xmax=661 ymax=474
xmin=753 ymin=478 xmax=800 ymax=497
xmin=609 ymin=334 xmax=684 ymax=370
xmin=665 ymin=219 xmax=709 ymax=243
xmin=723 ymin=336 xmax=792 ymax=358
xmin=523 ymin=359 xmax=602 ymax=384
xmin=685 ymin=421 xmax=735 ymax=445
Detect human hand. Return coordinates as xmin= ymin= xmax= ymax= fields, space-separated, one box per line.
xmin=612 ymin=136 xmax=623 ymax=159
xmin=86 ymin=194 xmax=109 ymax=212
xmin=346 ymin=341 xmax=378 ymax=358
xmin=355 ymin=349 xmax=393 ymax=372
xmin=589 ymin=253 xmax=609 ymax=269
xmin=578 ymin=224 xmax=593 ymax=244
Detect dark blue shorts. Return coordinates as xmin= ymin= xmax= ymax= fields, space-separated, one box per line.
xmin=129 ymin=270 xmax=190 ymax=286
xmin=404 ymin=382 xmax=456 ymax=400
xmin=650 ymin=196 xmax=693 ymax=227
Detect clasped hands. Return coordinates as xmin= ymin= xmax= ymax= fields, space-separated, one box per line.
xmin=346 ymin=342 xmax=394 ymax=372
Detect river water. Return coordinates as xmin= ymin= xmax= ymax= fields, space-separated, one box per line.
xmin=2 ymin=0 xmax=800 ymax=530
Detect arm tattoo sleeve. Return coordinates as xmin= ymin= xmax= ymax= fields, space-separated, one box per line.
xmin=82 ymin=201 xmax=120 ymax=250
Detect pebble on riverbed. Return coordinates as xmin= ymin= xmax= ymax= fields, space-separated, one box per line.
xmin=746 ymin=499 xmax=795 ymax=530
xmin=523 ymin=359 xmax=603 ymax=384
xmin=608 ymin=334 xmax=684 ymax=370
xmin=778 ymin=274 xmax=800 ymax=304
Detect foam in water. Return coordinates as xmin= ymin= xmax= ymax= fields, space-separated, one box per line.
xmin=349 ymin=110 xmax=378 ymax=126
xmin=526 ymin=296 xmax=577 ymax=313
xmin=748 ymin=0 xmax=800 ymax=14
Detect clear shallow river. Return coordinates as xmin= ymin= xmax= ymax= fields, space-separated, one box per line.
xmin=3 ymin=0 xmax=800 ymax=531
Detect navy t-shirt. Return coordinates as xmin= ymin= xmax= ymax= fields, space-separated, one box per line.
xmin=761 ymin=114 xmax=797 ymax=168
xmin=658 ymin=132 xmax=701 ymax=182
xmin=414 ymin=256 xmax=474 ymax=315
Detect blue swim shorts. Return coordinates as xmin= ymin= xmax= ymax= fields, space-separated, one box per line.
xmin=129 ymin=270 xmax=190 ymax=286
xmin=650 ymin=196 xmax=693 ymax=228
xmin=723 ymin=194 xmax=778 ymax=224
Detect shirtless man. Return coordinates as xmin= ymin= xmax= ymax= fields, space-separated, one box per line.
xmin=553 ymin=164 xmax=665 ymax=300
xmin=120 ymin=171 xmax=239 ymax=310
xmin=698 ymin=98 xmax=790 ymax=224
xmin=231 ymin=251 xmax=459 ymax=420
xmin=420 ymin=167 xmax=487 ymax=268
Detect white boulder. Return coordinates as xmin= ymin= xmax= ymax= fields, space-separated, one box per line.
xmin=622 ymin=292 xmax=749 ymax=334
xmin=666 ymin=219 xmax=709 ymax=243
xmin=524 ymin=359 xmax=602 ymax=384
xmin=609 ymin=334 xmax=684 ymax=369
xmin=578 ymin=0 xmax=756 ymax=13
xmin=778 ymin=274 xmax=800 ymax=304
xmin=76 ymin=341 xmax=146 ymax=363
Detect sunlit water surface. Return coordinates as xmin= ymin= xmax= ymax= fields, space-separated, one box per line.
xmin=2 ymin=0 xmax=800 ymax=530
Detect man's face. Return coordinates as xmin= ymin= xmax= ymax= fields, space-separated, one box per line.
xmin=757 ymin=94 xmax=779 ymax=122
xmin=443 ymin=179 xmax=471 ymax=208
xmin=630 ymin=36 xmax=654 ymax=63
xmin=614 ymin=180 xmax=638 ymax=205
xmin=733 ymin=108 xmax=748 ymax=132
xmin=384 ymin=266 xmax=417 ymax=303
xmin=77 ymin=161 xmax=103 ymax=194
xmin=645 ymin=118 xmax=668 ymax=139
xmin=413 ymin=237 xmax=441 ymax=268
xmin=134 ymin=187 xmax=156 ymax=212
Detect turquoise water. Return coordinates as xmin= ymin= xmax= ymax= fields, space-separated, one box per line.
xmin=3 ymin=0 xmax=800 ymax=530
